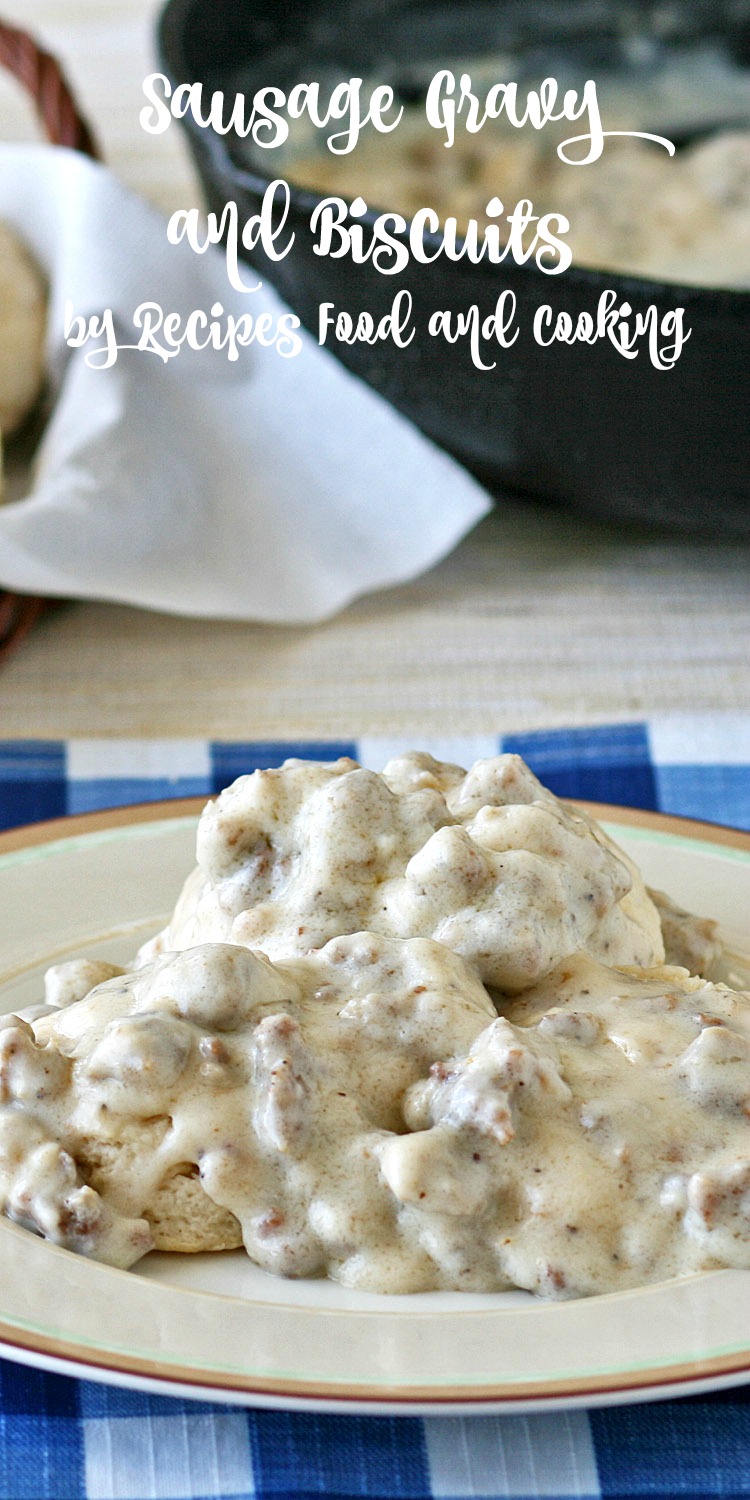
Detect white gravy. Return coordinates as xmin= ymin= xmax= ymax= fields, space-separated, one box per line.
xmin=0 ymin=753 xmax=745 ymax=1299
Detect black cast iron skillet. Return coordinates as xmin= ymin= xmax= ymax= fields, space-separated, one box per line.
xmin=158 ymin=0 xmax=750 ymax=534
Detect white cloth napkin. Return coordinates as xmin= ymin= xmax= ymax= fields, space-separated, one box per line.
xmin=0 ymin=145 xmax=491 ymax=622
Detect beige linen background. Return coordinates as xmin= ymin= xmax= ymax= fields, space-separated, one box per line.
xmin=0 ymin=0 xmax=748 ymax=739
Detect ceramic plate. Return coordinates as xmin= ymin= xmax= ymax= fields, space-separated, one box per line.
xmin=0 ymin=799 xmax=749 ymax=1414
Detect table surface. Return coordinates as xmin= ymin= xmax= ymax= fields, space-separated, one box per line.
xmin=0 ymin=0 xmax=748 ymax=740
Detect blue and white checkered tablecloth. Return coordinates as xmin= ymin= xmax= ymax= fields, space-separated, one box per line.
xmin=0 ymin=719 xmax=749 ymax=1500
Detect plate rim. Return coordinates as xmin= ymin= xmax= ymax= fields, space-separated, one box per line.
xmin=1 ymin=795 xmax=749 ymax=1411
xmin=1 ymin=1317 xmax=750 ymax=1411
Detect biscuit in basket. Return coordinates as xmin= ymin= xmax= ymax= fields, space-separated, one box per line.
xmin=0 ymin=222 xmax=47 ymax=439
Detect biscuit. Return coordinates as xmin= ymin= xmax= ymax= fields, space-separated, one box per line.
xmin=2 ymin=938 xmax=749 ymax=1298
xmin=142 ymin=752 xmax=664 ymax=991
xmin=0 ymin=223 xmax=47 ymax=438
